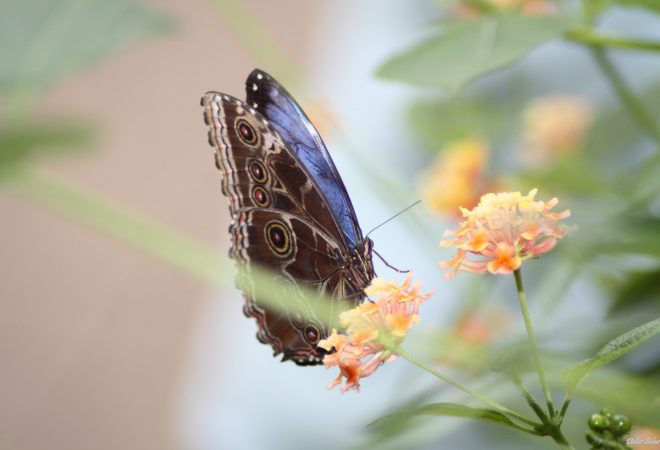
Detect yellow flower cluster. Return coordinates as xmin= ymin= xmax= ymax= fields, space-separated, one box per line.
xmin=420 ymin=138 xmax=494 ymax=216
xmin=521 ymin=94 xmax=593 ymax=166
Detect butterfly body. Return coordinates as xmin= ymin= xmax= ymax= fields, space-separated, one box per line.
xmin=202 ymin=70 xmax=374 ymax=365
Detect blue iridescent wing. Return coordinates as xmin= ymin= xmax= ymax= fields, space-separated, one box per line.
xmin=245 ymin=69 xmax=362 ymax=249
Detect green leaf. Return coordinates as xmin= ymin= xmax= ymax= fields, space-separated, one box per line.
xmin=408 ymin=95 xmax=514 ymax=147
xmin=583 ymin=0 xmax=614 ymax=20
xmin=614 ymin=0 xmax=660 ymax=13
xmin=0 ymin=0 xmax=172 ymax=108
xmin=578 ymin=216 xmax=660 ymax=259
xmin=490 ymin=342 xmax=534 ymax=377
xmin=564 ymin=317 xmax=660 ymax=393
xmin=369 ymin=402 xmax=523 ymax=431
xmin=0 ymin=120 xmax=94 ymax=172
xmin=517 ymin=152 xmax=613 ymax=197
xmin=606 ymin=268 xmax=660 ymax=313
xmin=375 ymin=13 xmax=571 ymax=91
xmin=587 ymin=81 xmax=660 ymax=161
xmin=364 ymin=388 xmax=442 ymax=443
xmin=573 ymin=371 xmax=660 ymax=427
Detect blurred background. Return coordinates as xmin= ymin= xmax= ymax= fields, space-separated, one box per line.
xmin=1 ymin=0 xmax=659 ymax=449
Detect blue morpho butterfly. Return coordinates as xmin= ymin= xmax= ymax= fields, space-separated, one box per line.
xmin=201 ymin=69 xmax=375 ymax=365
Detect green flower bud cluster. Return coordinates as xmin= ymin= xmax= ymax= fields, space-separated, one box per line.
xmin=585 ymin=407 xmax=633 ymax=450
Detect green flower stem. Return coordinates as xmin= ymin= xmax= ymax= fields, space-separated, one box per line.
xmin=589 ymin=46 xmax=660 ymax=147
xmin=511 ymin=379 xmax=575 ymax=450
xmin=566 ymin=27 xmax=660 ymax=54
xmin=395 ymin=346 xmax=539 ymax=428
xmin=513 ymin=269 xmax=555 ymax=418
xmin=512 ymin=376 xmax=550 ymax=426
xmin=548 ymin=427 xmax=575 ymax=450
xmin=558 ymin=393 xmax=571 ymax=420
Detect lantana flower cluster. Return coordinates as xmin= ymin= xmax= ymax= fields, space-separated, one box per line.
xmin=521 ymin=94 xmax=593 ymax=166
xmin=319 ymin=274 xmax=433 ymax=393
xmin=440 ymin=189 xmax=572 ymax=278
xmin=420 ymin=138 xmax=498 ymax=217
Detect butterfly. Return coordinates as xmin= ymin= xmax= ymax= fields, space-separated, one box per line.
xmin=201 ymin=69 xmax=375 ymax=365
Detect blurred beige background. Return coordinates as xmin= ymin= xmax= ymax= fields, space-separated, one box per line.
xmin=4 ymin=1 xmax=659 ymax=449
xmin=0 ymin=1 xmax=321 ymax=449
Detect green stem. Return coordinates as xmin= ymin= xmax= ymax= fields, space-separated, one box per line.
xmin=558 ymin=393 xmax=571 ymax=420
xmin=566 ymin=27 xmax=660 ymax=53
xmin=513 ymin=378 xmax=576 ymax=449
xmin=396 ymin=346 xmax=539 ymax=428
xmin=589 ymin=46 xmax=660 ymax=147
xmin=548 ymin=427 xmax=575 ymax=450
xmin=513 ymin=376 xmax=550 ymax=426
xmin=513 ymin=269 xmax=555 ymax=418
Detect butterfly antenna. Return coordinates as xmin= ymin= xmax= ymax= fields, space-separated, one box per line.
xmin=365 ymin=200 xmax=421 ymax=238
xmin=373 ymin=249 xmax=409 ymax=273
xmin=365 ymin=200 xmax=421 ymax=273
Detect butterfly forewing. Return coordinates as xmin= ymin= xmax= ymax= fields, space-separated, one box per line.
xmin=245 ymin=69 xmax=363 ymax=249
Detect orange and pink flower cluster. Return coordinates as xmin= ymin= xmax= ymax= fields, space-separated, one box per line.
xmin=440 ymin=189 xmax=572 ymax=278
xmin=320 ymin=189 xmax=571 ymax=392
xmin=319 ymin=274 xmax=433 ymax=393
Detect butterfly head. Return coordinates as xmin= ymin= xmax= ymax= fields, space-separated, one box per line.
xmin=348 ymin=238 xmax=376 ymax=295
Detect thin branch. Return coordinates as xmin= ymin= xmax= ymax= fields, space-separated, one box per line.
xmin=566 ymin=27 xmax=660 ymax=53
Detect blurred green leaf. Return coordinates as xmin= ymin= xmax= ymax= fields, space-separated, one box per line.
xmin=605 ymin=268 xmax=660 ymax=313
xmin=573 ymin=371 xmax=660 ymax=427
xmin=490 ymin=342 xmax=534 ymax=377
xmin=376 ymin=13 xmax=571 ymax=91
xmin=0 ymin=0 xmax=172 ymax=110
xmin=363 ymin=387 xmax=443 ymax=444
xmin=578 ymin=216 xmax=660 ymax=259
xmin=587 ymin=84 xmax=660 ymax=167
xmin=564 ymin=317 xmax=660 ymax=394
xmin=517 ymin=152 xmax=614 ymax=197
xmin=369 ymin=402 xmax=526 ymax=432
xmin=614 ymin=0 xmax=660 ymax=13
xmin=583 ymin=0 xmax=614 ymax=20
xmin=0 ymin=120 xmax=94 ymax=173
xmin=588 ymin=101 xmax=643 ymax=162
xmin=408 ymin=96 xmax=512 ymax=147
xmin=425 ymin=331 xmax=492 ymax=373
